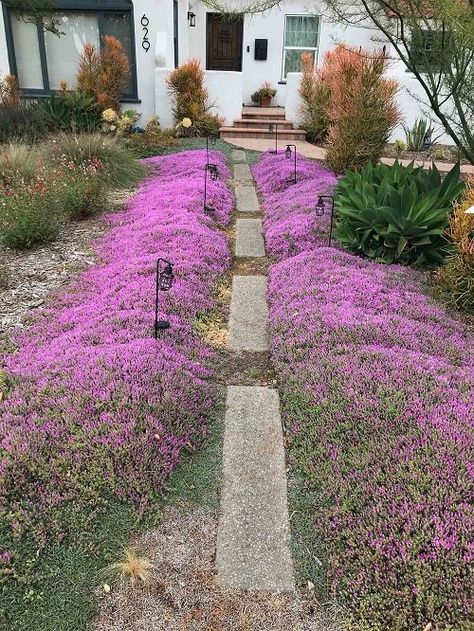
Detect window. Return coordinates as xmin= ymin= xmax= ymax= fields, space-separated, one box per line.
xmin=282 ymin=15 xmax=320 ymax=79
xmin=3 ymin=0 xmax=137 ymax=99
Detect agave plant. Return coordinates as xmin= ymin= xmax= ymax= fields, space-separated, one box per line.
xmin=335 ymin=160 xmax=464 ymax=266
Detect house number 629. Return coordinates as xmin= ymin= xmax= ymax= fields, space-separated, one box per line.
xmin=141 ymin=15 xmax=150 ymax=52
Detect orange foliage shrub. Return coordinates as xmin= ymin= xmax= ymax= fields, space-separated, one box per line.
xmin=0 ymin=74 xmax=21 ymax=106
xmin=77 ymin=36 xmax=130 ymax=111
xmin=166 ymin=58 xmax=222 ymax=136
xmin=322 ymin=45 xmax=401 ymax=172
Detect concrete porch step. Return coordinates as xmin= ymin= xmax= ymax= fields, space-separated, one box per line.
xmin=242 ymin=106 xmax=286 ymax=120
xmin=234 ymin=118 xmax=294 ymax=129
xmin=220 ymin=126 xmax=306 ymax=140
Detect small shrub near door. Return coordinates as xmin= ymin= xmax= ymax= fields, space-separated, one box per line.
xmin=298 ymin=53 xmax=330 ymax=143
xmin=167 ymin=58 xmax=222 ymax=136
xmin=335 ymin=160 xmax=464 ymax=265
xmin=436 ymin=180 xmax=474 ymax=312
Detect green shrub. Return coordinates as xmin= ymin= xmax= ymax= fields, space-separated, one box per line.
xmin=125 ymin=117 xmax=180 ymax=158
xmin=45 ymin=134 xmax=145 ymax=188
xmin=0 ymin=188 xmax=62 ymax=249
xmin=298 ymin=52 xmax=330 ymax=142
xmin=335 ymin=160 xmax=464 ymax=265
xmin=435 ymin=179 xmax=474 ymax=312
xmin=60 ymin=173 xmax=108 ymax=220
xmin=37 ymin=90 xmax=101 ymax=133
xmin=0 ymin=100 xmax=45 ymax=143
xmin=435 ymin=252 xmax=474 ymax=313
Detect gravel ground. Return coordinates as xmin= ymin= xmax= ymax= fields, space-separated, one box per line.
xmin=0 ymin=191 xmax=131 ymax=333
xmin=95 ymin=504 xmax=345 ymax=631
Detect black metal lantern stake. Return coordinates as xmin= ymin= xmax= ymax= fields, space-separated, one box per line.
xmin=316 ymin=195 xmax=335 ymax=247
xmin=285 ymin=144 xmax=297 ymax=185
xmin=206 ymin=132 xmax=218 ymax=165
xmin=204 ymin=163 xmax=218 ymax=214
xmin=154 ymin=258 xmax=174 ymax=337
xmin=268 ymin=123 xmax=278 ymax=154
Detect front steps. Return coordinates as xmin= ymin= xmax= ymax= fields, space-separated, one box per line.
xmin=220 ymin=106 xmax=306 ymax=141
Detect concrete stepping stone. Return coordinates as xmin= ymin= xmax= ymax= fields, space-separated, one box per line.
xmin=235 ymin=186 xmax=259 ymax=213
xmin=231 ymin=149 xmax=246 ymax=162
xmin=216 ymin=385 xmax=295 ymax=591
xmin=229 ymin=276 xmax=267 ymax=351
xmin=233 ymin=163 xmax=252 ymax=182
xmin=235 ymin=219 xmax=265 ymax=258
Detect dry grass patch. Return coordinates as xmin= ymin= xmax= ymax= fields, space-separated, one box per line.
xmin=95 ymin=504 xmax=345 ymax=631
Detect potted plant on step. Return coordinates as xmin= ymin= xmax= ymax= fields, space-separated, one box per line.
xmin=251 ymin=82 xmax=277 ymax=108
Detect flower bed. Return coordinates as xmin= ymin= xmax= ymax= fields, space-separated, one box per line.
xmin=254 ymin=153 xmax=474 ymax=629
xmin=0 ymin=150 xmax=232 ymax=569
xmin=252 ymin=151 xmax=337 ymax=260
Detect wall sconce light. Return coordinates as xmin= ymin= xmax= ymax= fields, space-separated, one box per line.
xmin=154 ymin=258 xmax=174 ymax=337
xmin=187 ymin=11 xmax=196 ymax=27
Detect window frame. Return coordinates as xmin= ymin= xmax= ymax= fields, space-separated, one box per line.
xmin=2 ymin=0 xmax=139 ymax=101
xmin=281 ymin=13 xmax=320 ymax=81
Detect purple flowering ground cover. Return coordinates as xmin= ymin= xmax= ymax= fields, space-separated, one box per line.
xmin=253 ymin=152 xmax=474 ymax=630
xmin=0 ymin=150 xmax=232 ymax=611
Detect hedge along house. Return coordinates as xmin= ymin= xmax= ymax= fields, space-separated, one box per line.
xmin=0 ymin=0 xmax=455 ymax=143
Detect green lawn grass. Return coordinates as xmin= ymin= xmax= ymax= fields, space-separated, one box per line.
xmin=1 ymin=413 xmax=224 ymax=631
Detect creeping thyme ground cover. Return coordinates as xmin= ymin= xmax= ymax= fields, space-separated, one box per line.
xmin=0 ymin=150 xmax=232 ymax=627
xmin=253 ymin=152 xmax=474 ymax=630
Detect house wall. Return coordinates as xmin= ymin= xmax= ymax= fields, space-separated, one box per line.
xmin=0 ymin=9 xmax=9 ymax=78
xmin=0 ymin=0 xmax=457 ymax=144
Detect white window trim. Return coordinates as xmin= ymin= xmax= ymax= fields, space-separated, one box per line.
xmin=281 ymin=13 xmax=321 ymax=81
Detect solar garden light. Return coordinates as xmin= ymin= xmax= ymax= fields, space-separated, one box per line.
xmin=316 ymin=195 xmax=335 ymax=247
xmin=154 ymin=258 xmax=174 ymax=337
xmin=285 ymin=144 xmax=297 ymax=185
xmin=204 ymin=163 xmax=218 ymax=214
xmin=268 ymin=123 xmax=278 ymax=154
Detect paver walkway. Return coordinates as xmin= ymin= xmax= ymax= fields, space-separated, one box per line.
xmin=225 ymin=136 xmax=474 ymax=175
xmin=235 ymin=218 xmax=265 ymax=257
xmin=216 ymin=151 xmax=294 ymax=591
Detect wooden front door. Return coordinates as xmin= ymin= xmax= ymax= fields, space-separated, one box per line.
xmin=206 ymin=13 xmax=243 ymax=72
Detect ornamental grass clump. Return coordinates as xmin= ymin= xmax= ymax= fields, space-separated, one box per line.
xmin=252 ymin=151 xmax=338 ymax=260
xmin=254 ymin=153 xmax=474 ymax=630
xmin=0 ymin=150 xmax=232 ymax=592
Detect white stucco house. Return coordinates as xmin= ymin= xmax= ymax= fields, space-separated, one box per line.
xmin=0 ymin=0 xmax=453 ymax=143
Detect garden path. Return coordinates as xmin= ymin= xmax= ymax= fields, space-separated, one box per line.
xmin=224 ymin=137 xmax=474 ymax=175
xmin=215 ymin=149 xmax=294 ymax=591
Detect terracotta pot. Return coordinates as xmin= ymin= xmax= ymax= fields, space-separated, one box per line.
xmin=260 ymin=96 xmax=272 ymax=108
